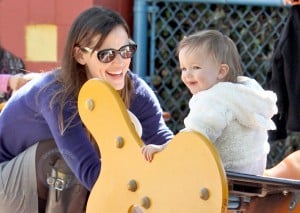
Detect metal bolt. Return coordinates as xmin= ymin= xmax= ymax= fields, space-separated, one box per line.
xmin=131 ymin=205 xmax=145 ymax=213
xmin=289 ymin=200 xmax=297 ymax=210
xmin=85 ymin=99 xmax=94 ymax=111
xmin=127 ymin=179 xmax=138 ymax=192
xmin=200 ymin=188 xmax=210 ymax=200
xmin=116 ymin=136 xmax=124 ymax=148
xmin=141 ymin=196 xmax=151 ymax=209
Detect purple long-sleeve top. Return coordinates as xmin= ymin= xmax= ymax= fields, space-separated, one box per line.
xmin=0 ymin=70 xmax=173 ymax=190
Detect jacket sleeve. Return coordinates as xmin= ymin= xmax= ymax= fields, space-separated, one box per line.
xmin=129 ymin=75 xmax=174 ymax=145
xmin=183 ymin=94 xmax=232 ymax=143
xmin=266 ymin=15 xmax=291 ymax=141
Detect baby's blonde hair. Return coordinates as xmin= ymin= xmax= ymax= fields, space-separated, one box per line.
xmin=177 ymin=29 xmax=243 ymax=82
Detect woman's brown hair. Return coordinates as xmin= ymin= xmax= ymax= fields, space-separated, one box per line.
xmin=48 ymin=6 xmax=133 ymax=134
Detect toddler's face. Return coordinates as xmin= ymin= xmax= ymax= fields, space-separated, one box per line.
xmin=179 ymin=47 xmax=222 ymax=95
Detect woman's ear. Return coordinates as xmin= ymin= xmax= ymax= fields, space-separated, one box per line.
xmin=218 ymin=64 xmax=229 ymax=80
xmin=73 ymin=46 xmax=86 ymax=65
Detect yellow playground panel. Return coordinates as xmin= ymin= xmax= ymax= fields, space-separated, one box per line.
xmin=78 ymin=79 xmax=300 ymax=213
xmin=0 ymin=102 xmax=5 ymax=111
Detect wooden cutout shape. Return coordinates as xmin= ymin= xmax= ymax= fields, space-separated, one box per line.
xmin=78 ymin=79 xmax=228 ymax=213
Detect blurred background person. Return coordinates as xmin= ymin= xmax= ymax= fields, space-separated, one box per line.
xmin=0 ymin=44 xmax=27 ymax=102
xmin=266 ymin=0 xmax=300 ymax=165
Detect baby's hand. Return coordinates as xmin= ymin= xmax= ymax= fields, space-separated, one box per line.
xmin=141 ymin=144 xmax=164 ymax=162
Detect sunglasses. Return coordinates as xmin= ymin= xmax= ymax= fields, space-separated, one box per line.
xmin=82 ymin=43 xmax=137 ymax=63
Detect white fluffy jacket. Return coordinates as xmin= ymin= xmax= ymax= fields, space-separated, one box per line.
xmin=183 ymin=76 xmax=278 ymax=175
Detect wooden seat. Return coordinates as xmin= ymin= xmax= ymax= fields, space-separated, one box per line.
xmin=78 ymin=79 xmax=228 ymax=213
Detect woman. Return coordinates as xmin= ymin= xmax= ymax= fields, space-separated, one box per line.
xmin=0 ymin=6 xmax=173 ymax=212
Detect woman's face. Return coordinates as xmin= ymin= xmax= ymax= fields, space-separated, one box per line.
xmin=80 ymin=25 xmax=133 ymax=90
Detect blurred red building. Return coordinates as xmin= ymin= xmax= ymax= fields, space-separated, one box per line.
xmin=0 ymin=0 xmax=133 ymax=72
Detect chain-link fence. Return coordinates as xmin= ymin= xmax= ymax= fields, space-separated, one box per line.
xmin=133 ymin=0 xmax=291 ymax=167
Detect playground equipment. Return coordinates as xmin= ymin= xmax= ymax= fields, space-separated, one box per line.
xmin=0 ymin=102 xmax=5 ymax=111
xmin=78 ymin=79 xmax=227 ymax=212
xmin=78 ymin=79 xmax=300 ymax=213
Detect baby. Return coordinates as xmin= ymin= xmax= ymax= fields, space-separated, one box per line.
xmin=178 ymin=30 xmax=277 ymax=175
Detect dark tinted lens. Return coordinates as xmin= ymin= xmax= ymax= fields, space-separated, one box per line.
xmin=96 ymin=44 xmax=137 ymax=63
xmin=119 ymin=44 xmax=137 ymax=58
xmin=98 ymin=50 xmax=116 ymax=63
